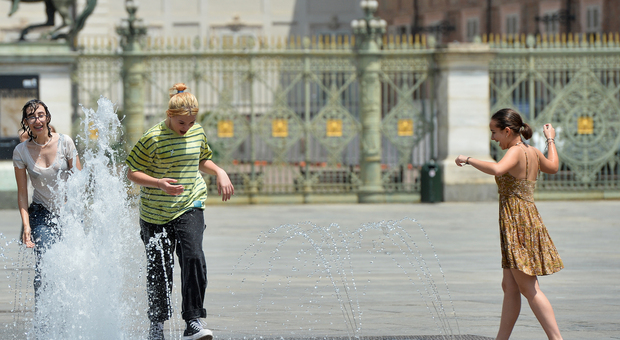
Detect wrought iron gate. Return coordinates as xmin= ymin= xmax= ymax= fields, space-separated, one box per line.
xmin=75 ymin=36 xmax=436 ymax=201
xmin=489 ymin=34 xmax=620 ymax=195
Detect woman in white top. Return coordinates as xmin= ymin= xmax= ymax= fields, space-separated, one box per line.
xmin=12 ymin=99 xmax=81 ymax=304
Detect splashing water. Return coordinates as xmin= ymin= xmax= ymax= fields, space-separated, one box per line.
xmin=1 ymin=97 xmax=148 ymax=339
xmin=37 ymin=97 xmax=146 ymax=339
xmin=220 ymin=218 xmax=461 ymax=339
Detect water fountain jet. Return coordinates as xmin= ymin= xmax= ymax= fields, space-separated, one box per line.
xmin=217 ymin=218 xmax=466 ymax=340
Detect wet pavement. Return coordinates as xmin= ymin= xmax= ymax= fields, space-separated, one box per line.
xmin=0 ymin=200 xmax=618 ymax=339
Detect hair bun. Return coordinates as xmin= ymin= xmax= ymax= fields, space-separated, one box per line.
xmin=174 ymin=83 xmax=188 ymax=92
xmin=169 ymin=83 xmax=189 ymax=98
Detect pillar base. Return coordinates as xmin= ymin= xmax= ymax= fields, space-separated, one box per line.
xmin=440 ymin=157 xmax=497 ymax=202
xmin=358 ymin=190 xmax=386 ymax=203
xmin=443 ymin=183 xmax=497 ymax=202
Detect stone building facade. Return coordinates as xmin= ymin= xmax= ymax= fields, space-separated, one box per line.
xmin=376 ymin=0 xmax=620 ymax=43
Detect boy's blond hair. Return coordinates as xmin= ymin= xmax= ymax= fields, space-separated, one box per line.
xmin=167 ymin=83 xmax=199 ymax=116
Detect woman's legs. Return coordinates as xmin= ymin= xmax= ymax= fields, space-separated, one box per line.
xmin=29 ymin=203 xmax=61 ymax=303
xmin=496 ymin=269 xmax=521 ymax=340
xmin=29 ymin=203 xmax=60 ymax=337
xmin=509 ymin=268 xmax=563 ymax=340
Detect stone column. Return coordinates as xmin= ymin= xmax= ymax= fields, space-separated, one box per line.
xmin=434 ymin=43 xmax=497 ymax=201
xmin=116 ymin=3 xmax=147 ymax=201
xmin=350 ymin=0 xmax=387 ymax=203
xmin=117 ymin=2 xmax=147 ymax=150
xmin=122 ymin=53 xmax=145 ymax=149
xmin=358 ymin=47 xmax=385 ymax=203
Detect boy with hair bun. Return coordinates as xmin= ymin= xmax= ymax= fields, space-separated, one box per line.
xmin=126 ymin=83 xmax=234 ymax=340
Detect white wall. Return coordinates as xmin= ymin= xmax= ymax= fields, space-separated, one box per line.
xmin=1 ymin=0 xmax=363 ymax=42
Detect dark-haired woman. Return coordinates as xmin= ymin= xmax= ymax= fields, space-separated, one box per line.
xmin=455 ymin=108 xmax=564 ymax=340
xmin=12 ymin=99 xmax=81 ymax=306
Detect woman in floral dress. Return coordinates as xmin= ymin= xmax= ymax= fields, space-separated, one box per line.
xmin=455 ymin=108 xmax=564 ymax=340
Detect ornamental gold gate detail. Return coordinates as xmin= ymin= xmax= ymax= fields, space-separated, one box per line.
xmin=490 ymin=36 xmax=620 ymax=193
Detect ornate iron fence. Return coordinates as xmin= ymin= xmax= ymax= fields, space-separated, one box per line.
xmin=75 ymin=35 xmax=436 ymax=200
xmin=74 ymin=33 xmax=620 ymax=198
xmin=489 ymin=33 xmax=620 ymax=193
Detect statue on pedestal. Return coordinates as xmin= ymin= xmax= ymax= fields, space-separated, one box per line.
xmin=7 ymin=0 xmax=97 ymax=42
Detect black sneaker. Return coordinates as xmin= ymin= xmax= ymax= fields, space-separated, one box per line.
xmin=148 ymin=321 xmax=165 ymax=340
xmin=183 ymin=319 xmax=213 ymax=340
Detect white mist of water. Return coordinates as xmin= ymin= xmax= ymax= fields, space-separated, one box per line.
xmin=31 ymin=97 xmax=146 ymax=339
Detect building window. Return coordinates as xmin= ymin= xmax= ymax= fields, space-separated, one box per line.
xmin=426 ymin=20 xmax=444 ymax=44
xmin=543 ymin=11 xmax=559 ymax=35
xmin=506 ymin=14 xmax=519 ymax=35
xmin=586 ymin=5 xmax=601 ymax=33
xmin=466 ymin=17 xmax=479 ymax=42
xmin=387 ymin=25 xmax=409 ymax=36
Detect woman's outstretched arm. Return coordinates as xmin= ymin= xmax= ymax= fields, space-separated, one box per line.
xmin=455 ymin=147 xmax=520 ymax=176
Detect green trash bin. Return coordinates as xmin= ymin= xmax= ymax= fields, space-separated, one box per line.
xmin=420 ymin=160 xmax=443 ymax=203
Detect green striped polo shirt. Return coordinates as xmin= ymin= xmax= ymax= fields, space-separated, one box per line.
xmin=126 ymin=121 xmax=213 ymax=224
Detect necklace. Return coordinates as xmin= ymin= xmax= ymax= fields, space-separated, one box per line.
xmin=31 ymin=136 xmax=52 ymax=147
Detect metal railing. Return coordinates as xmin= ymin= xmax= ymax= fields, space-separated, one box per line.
xmin=74 ymin=32 xmax=620 ymax=197
xmin=75 ymin=34 xmax=436 ymax=200
xmin=489 ymin=33 xmax=620 ymax=193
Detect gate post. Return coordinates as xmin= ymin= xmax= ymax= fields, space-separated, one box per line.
xmin=117 ymin=1 xmax=147 ymax=150
xmin=434 ymin=43 xmax=497 ymax=201
xmin=351 ymin=0 xmax=387 ymax=203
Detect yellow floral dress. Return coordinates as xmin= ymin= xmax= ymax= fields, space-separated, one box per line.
xmin=495 ymin=144 xmax=564 ymax=276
